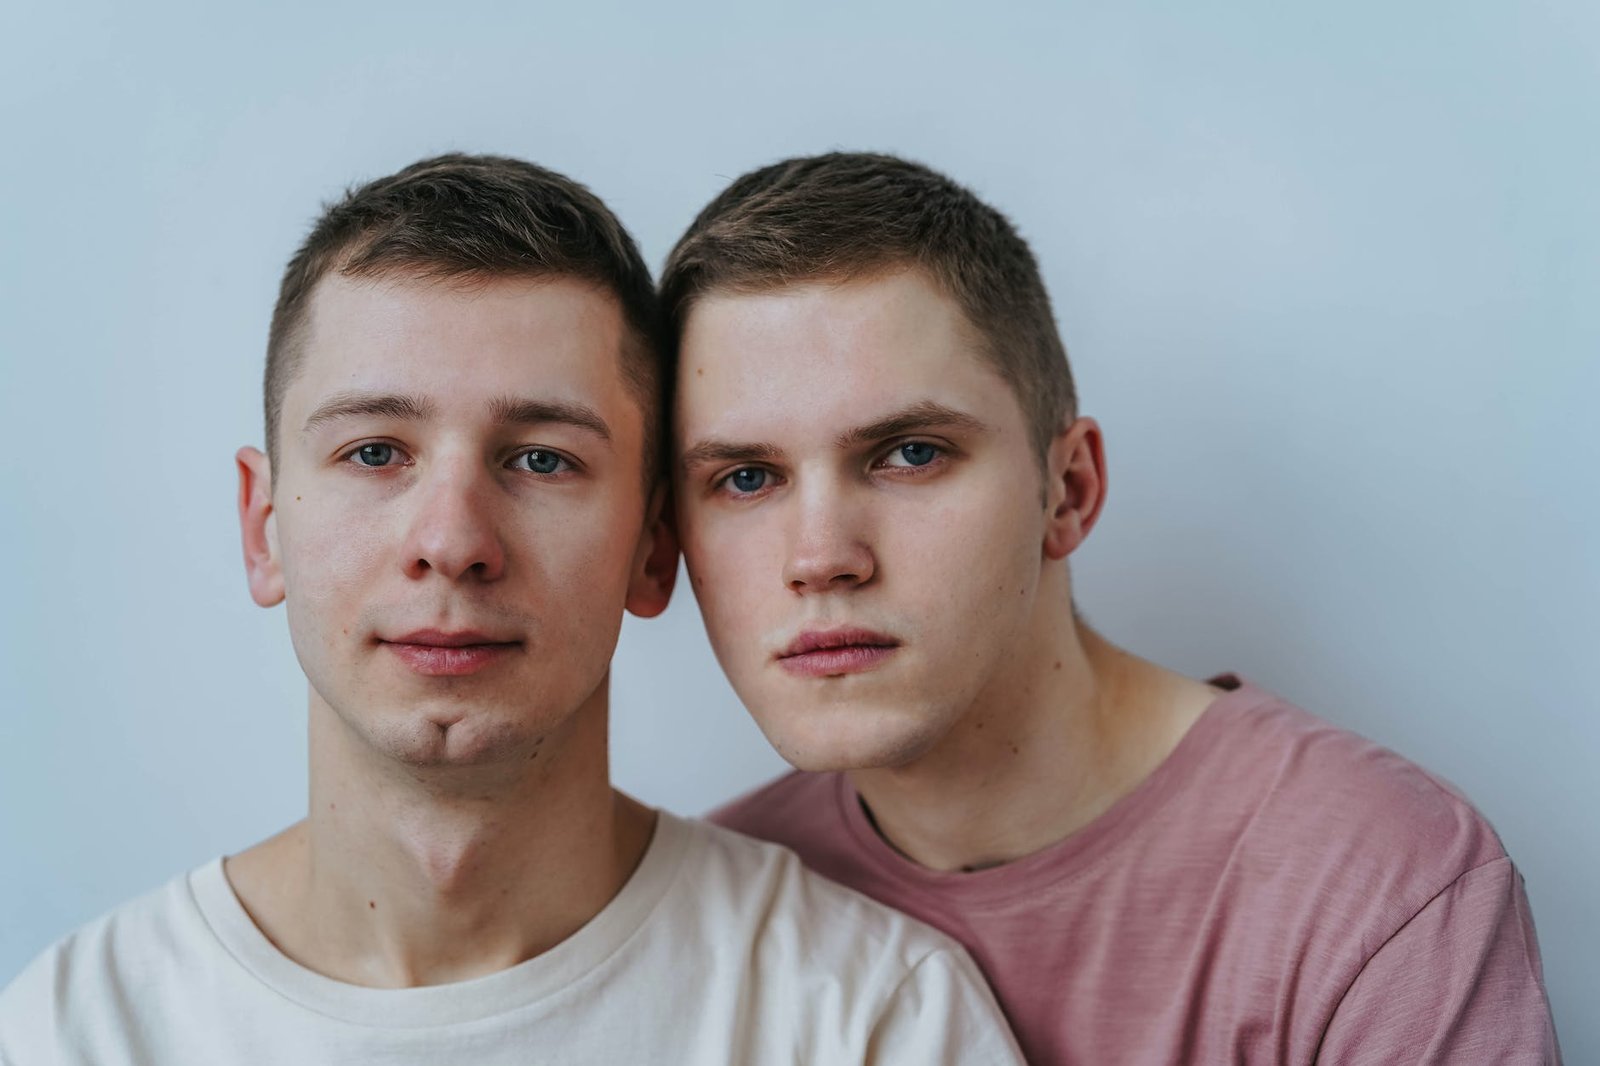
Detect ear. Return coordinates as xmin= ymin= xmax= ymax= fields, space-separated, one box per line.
xmin=625 ymin=481 xmax=680 ymax=618
xmin=237 ymin=446 xmax=285 ymax=607
xmin=1042 ymin=417 xmax=1107 ymax=560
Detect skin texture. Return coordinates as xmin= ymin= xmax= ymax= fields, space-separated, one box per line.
xmin=675 ymin=267 xmax=1218 ymax=871
xmin=229 ymin=273 xmax=676 ymax=986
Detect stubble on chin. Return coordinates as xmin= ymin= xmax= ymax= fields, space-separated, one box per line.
xmin=758 ymin=688 xmax=952 ymax=774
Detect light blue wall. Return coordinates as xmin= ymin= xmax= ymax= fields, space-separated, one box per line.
xmin=3 ymin=0 xmax=1593 ymax=1055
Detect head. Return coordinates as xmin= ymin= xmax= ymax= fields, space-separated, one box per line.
xmin=663 ymin=152 xmax=1105 ymax=771
xmin=662 ymin=151 xmax=1076 ymax=465
xmin=238 ymin=154 xmax=676 ymax=772
xmin=265 ymin=153 xmax=665 ymax=480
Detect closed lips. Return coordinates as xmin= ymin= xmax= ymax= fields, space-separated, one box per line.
xmin=778 ymin=628 xmax=900 ymax=658
xmin=385 ymin=629 xmax=519 ymax=648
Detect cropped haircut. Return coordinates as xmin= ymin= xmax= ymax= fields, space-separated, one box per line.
xmin=659 ymin=152 xmax=1076 ymax=463
xmin=264 ymin=153 xmax=663 ymax=477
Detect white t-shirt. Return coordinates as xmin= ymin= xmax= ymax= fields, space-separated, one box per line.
xmin=0 ymin=812 xmax=1021 ymax=1064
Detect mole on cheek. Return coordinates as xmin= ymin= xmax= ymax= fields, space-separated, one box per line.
xmin=368 ymin=900 xmax=376 ymax=910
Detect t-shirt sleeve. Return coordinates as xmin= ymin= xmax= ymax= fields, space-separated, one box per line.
xmin=1315 ymin=857 xmax=1561 ymax=1064
xmin=0 ymin=943 xmax=63 ymax=1066
xmin=863 ymin=947 xmax=1025 ymax=1065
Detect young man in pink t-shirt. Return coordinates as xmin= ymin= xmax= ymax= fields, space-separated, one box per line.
xmin=662 ymin=152 xmax=1561 ymax=1063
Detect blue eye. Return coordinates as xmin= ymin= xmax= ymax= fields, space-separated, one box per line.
xmin=883 ymin=441 xmax=940 ymax=469
xmin=727 ymin=468 xmax=768 ymax=494
xmin=518 ymin=450 xmax=567 ymax=475
xmin=355 ymin=443 xmax=394 ymax=467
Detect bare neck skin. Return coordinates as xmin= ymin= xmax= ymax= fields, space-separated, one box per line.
xmin=850 ymin=564 xmax=1220 ymax=873
xmin=225 ymin=680 xmax=654 ymax=988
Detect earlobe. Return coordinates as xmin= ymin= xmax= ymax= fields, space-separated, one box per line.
xmin=237 ymin=446 xmax=286 ymax=607
xmin=1042 ymin=417 xmax=1107 ymax=560
xmin=625 ymin=483 xmax=680 ymax=619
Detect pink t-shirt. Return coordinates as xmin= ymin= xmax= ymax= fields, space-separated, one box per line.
xmin=712 ymin=679 xmax=1560 ymax=1064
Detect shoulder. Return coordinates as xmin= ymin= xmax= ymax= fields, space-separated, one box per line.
xmin=0 ymin=868 xmax=210 ymax=1059
xmin=708 ymin=769 xmax=835 ymax=834
xmin=706 ymin=772 xmax=883 ymax=896
xmin=1199 ymin=685 xmax=1509 ymax=941
xmin=660 ymin=816 xmax=1023 ymax=1062
xmin=674 ymin=813 xmax=960 ymax=971
xmin=707 ymin=770 xmax=854 ymax=861
xmin=1218 ymin=690 xmax=1503 ymax=858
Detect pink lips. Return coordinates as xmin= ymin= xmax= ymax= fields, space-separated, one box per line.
xmin=381 ymin=629 xmax=521 ymax=677
xmin=776 ymin=626 xmax=901 ymax=678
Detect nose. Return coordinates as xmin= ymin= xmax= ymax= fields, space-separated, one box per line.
xmin=782 ymin=481 xmax=875 ymax=593
xmin=399 ymin=459 xmax=507 ymax=583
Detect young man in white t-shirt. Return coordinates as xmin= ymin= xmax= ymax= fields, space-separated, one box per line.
xmin=0 ymin=154 xmax=1022 ymax=1065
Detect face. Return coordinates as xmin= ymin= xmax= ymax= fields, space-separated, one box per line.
xmin=675 ymin=268 xmax=1078 ymax=771
xmin=238 ymin=273 xmax=673 ymax=768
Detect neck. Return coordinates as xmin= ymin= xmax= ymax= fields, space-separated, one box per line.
xmin=850 ymin=573 xmax=1219 ymax=872
xmin=227 ymin=683 xmax=654 ymax=987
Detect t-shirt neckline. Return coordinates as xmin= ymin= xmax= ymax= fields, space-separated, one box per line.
xmin=187 ymin=809 xmax=692 ymax=1029
xmin=835 ymin=675 xmax=1277 ymax=905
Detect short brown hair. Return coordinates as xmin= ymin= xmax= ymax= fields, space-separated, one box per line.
xmin=660 ymin=152 xmax=1076 ymax=460
xmin=264 ymin=153 xmax=662 ymax=474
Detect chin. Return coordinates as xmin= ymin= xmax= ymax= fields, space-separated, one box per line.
xmin=362 ymin=705 xmax=543 ymax=769
xmin=758 ymin=701 xmax=948 ymax=773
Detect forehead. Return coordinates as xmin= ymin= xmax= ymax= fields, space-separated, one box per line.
xmin=675 ymin=269 xmax=1013 ymax=440
xmin=290 ymin=273 xmax=634 ymax=419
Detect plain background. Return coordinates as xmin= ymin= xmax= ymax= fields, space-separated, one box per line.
xmin=2 ymin=0 xmax=1594 ymax=1056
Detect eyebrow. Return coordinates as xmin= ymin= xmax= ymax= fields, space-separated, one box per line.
xmin=489 ymin=395 xmax=612 ymax=441
xmin=677 ymin=439 xmax=784 ymax=471
xmin=302 ymin=392 xmax=435 ymax=433
xmin=833 ymin=400 xmax=988 ymax=449
xmin=300 ymin=391 xmax=612 ymax=442
xmin=678 ymin=400 xmax=987 ymax=472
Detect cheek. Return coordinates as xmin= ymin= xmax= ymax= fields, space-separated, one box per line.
xmin=278 ymin=501 xmax=389 ymax=616
xmin=524 ymin=496 xmax=642 ymax=610
xmin=682 ymin=508 xmax=780 ymax=642
xmin=891 ymin=486 xmax=1043 ymax=617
